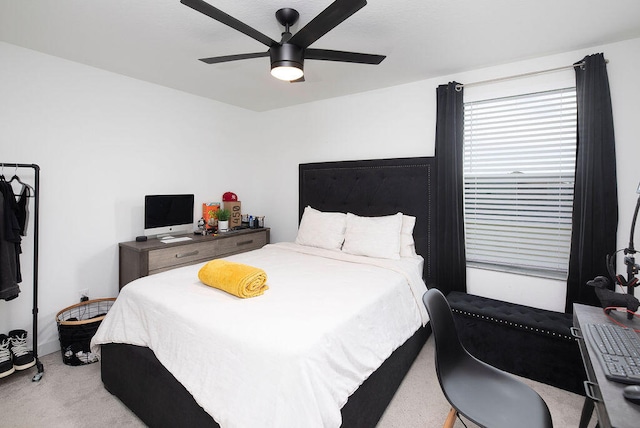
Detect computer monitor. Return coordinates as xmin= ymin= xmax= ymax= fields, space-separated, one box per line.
xmin=144 ymin=194 xmax=194 ymax=238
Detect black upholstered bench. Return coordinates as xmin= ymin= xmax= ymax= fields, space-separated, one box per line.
xmin=447 ymin=291 xmax=586 ymax=395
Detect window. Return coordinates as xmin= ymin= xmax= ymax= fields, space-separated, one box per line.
xmin=463 ymin=87 xmax=577 ymax=278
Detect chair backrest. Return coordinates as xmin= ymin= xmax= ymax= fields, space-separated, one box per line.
xmin=422 ymin=288 xmax=468 ymax=376
xmin=423 ymin=288 xmax=554 ymax=428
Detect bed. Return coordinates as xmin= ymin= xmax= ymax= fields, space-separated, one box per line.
xmin=93 ymin=156 xmax=435 ymax=427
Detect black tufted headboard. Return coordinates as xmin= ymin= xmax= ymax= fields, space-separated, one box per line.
xmin=299 ymin=157 xmax=435 ymax=283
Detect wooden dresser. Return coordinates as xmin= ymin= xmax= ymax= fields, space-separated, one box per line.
xmin=118 ymin=228 xmax=270 ymax=288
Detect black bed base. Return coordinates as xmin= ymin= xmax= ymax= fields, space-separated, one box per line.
xmin=102 ymin=342 xmax=214 ymax=427
xmin=101 ymin=325 xmax=430 ymax=428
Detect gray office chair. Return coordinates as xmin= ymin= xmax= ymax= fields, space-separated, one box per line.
xmin=423 ymin=288 xmax=553 ymax=428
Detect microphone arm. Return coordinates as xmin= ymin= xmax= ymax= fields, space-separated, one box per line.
xmin=623 ymin=188 xmax=640 ymax=296
xmin=628 ymin=194 xmax=640 ymax=253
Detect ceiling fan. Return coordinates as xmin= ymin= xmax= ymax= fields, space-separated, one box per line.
xmin=180 ymin=0 xmax=386 ymax=82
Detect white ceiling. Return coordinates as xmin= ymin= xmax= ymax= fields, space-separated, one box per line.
xmin=2 ymin=0 xmax=640 ymax=112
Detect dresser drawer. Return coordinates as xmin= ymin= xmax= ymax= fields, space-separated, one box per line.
xmin=148 ymin=241 xmax=218 ymax=271
xmin=216 ymin=231 xmax=268 ymax=256
xmin=119 ymin=228 xmax=270 ymax=288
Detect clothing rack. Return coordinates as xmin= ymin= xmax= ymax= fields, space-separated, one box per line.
xmin=0 ymin=162 xmax=43 ymax=381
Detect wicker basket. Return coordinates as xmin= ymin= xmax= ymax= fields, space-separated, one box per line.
xmin=55 ymin=298 xmax=115 ymax=366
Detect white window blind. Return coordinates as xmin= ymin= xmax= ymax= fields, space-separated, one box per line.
xmin=463 ymin=87 xmax=577 ymax=277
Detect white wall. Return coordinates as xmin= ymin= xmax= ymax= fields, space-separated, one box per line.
xmin=251 ymin=81 xmax=437 ymax=249
xmin=0 ymin=42 xmax=263 ymax=355
xmin=2 ymin=37 xmax=639 ymax=354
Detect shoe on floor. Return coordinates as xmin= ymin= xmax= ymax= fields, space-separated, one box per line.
xmin=9 ymin=329 xmax=36 ymax=371
xmin=0 ymin=334 xmax=15 ymax=378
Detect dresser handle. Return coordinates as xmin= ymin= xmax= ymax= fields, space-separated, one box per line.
xmin=176 ymin=250 xmax=199 ymax=258
xmin=236 ymin=240 xmax=254 ymax=246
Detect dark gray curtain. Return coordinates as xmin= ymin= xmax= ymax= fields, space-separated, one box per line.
xmin=565 ymin=53 xmax=618 ymax=312
xmin=433 ymin=82 xmax=466 ymax=294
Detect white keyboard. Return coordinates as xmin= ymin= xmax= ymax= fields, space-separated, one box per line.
xmin=161 ymin=236 xmax=192 ymax=243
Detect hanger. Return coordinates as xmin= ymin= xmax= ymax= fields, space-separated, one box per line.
xmin=9 ymin=165 xmax=35 ymax=194
xmin=10 ymin=175 xmax=35 ymax=194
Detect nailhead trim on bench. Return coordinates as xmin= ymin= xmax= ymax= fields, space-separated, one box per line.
xmin=451 ymin=308 xmax=573 ymax=340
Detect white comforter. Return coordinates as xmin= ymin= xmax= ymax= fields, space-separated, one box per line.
xmin=91 ymin=242 xmax=428 ymax=428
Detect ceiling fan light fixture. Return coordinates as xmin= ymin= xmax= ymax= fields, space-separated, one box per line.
xmin=271 ymin=64 xmax=304 ymax=81
xmin=270 ymin=43 xmax=304 ymax=81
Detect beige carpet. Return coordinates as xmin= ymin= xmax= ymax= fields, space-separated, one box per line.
xmin=0 ymin=338 xmax=596 ymax=427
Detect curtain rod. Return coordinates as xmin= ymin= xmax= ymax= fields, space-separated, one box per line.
xmin=454 ymin=59 xmax=609 ymax=91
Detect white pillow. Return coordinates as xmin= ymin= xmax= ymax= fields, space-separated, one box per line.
xmin=295 ymin=206 xmax=346 ymax=251
xmin=400 ymin=215 xmax=419 ymax=258
xmin=342 ymin=212 xmax=403 ymax=259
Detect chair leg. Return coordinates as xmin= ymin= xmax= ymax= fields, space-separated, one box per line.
xmin=443 ymin=407 xmax=457 ymax=428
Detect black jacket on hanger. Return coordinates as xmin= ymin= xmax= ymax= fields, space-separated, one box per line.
xmin=0 ymin=180 xmax=22 ymax=301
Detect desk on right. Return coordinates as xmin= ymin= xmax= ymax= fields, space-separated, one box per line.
xmin=573 ymin=303 xmax=640 ymax=428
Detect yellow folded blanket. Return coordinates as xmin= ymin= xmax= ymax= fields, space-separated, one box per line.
xmin=198 ymin=259 xmax=268 ymax=298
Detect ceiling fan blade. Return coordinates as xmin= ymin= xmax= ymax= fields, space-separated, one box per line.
xmin=181 ymin=0 xmax=278 ymax=47
xmin=305 ymin=48 xmax=385 ymax=64
xmin=199 ymin=51 xmax=270 ymax=64
xmin=288 ymin=0 xmax=367 ymax=48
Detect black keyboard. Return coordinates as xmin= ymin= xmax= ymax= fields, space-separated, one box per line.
xmin=585 ymin=323 xmax=640 ymax=384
